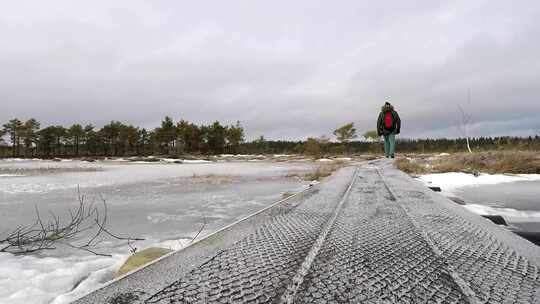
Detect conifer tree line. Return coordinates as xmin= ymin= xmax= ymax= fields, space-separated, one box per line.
xmin=1 ymin=118 xmax=539 ymax=158
xmin=0 ymin=117 xmax=245 ymax=158
xmin=238 ymin=136 xmax=540 ymax=156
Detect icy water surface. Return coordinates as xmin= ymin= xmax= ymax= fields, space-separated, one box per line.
xmin=457 ymin=180 xmax=540 ymax=211
xmin=457 ymin=180 xmax=540 ymax=233
xmin=418 ymin=172 xmax=540 ymax=246
xmin=0 ymin=159 xmax=315 ymax=304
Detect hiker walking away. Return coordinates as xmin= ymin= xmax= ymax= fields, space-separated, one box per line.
xmin=377 ymin=102 xmax=401 ymax=158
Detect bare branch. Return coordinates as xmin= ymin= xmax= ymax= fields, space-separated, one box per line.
xmin=190 ymin=216 xmax=207 ymax=244
xmin=457 ymin=89 xmax=473 ymax=153
xmin=0 ymin=186 xmax=144 ymax=256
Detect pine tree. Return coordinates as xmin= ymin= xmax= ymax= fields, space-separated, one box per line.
xmin=333 ymin=123 xmax=357 ymax=143
xmin=68 ymin=124 xmax=84 ymax=157
xmin=3 ymin=119 xmax=24 ymax=157
xmin=22 ymin=119 xmax=40 ymax=157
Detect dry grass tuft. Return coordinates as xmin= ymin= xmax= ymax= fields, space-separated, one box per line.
xmin=284 ymin=172 xmax=303 ymax=178
xmin=285 ymin=159 xmax=350 ymax=181
xmin=394 ymin=151 xmax=540 ymax=175
xmin=433 ymin=151 xmax=540 ymax=174
xmin=189 ymin=173 xmax=234 ymax=185
xmin=281 ymin=191 xmax=295 ymax=199
xmin=191 ymin=173 xmax=216 ymax=178
xmin=303 ymin=163 xmax=346 ymax=181
xmin=394 ymin=158 xmax=428 ymax=175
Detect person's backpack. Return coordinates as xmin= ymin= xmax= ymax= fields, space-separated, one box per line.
xmin=384 ymin=112 xmax=393 ymax=129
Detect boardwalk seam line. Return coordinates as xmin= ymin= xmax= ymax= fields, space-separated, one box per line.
xmin=279 ymin=166 xmax=359 ymax=304
xmin=376 ymin=167 xmax=480 ymax=304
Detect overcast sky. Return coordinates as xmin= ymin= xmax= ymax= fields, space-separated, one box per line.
xmin=1 ymin=1 xmax=540 ymax=140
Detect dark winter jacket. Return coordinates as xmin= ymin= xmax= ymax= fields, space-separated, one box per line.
xmin=377 ymin=104 xmax=401 ymax=136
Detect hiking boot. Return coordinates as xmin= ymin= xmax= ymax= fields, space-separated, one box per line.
xmin=391 ymin=154 xmax=395 ymax=159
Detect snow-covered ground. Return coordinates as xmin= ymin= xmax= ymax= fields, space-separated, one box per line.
xmin=417 ymin=172 xmax=540 ymax=223
xmin=0 ymin=159 xmax=316 ymax=304
xmin=417 ymin=172 xmax=540 ymax=195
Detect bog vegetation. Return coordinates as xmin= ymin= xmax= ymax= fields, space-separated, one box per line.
xmin=395 ymin=151 xmax=540 ymax=175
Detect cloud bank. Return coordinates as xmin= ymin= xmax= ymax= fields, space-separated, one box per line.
xmin=1 ymin=0 xmax=539 ymax=139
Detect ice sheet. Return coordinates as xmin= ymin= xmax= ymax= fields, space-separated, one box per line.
xmin=417 ymin=172 xmax=540 ymax=195
xmin=0 ymin=160 xmax=314 ymax=303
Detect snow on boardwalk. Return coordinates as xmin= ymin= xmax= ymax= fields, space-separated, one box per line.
xmin=74 ymin=160 xmax=540 ymax=304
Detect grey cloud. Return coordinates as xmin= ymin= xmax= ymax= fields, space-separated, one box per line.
xmin=1 ymin=0 xmax=539 ymax=140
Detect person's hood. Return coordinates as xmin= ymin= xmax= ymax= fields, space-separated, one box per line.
xmin=381 ymin=104 xmax=394 ymax=112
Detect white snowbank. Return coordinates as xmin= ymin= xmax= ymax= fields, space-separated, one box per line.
xmin=182 ymin=160 xmax=212 ymax=164
xmin=0 ymin=174 xmax=25 ymax=177
xmin=0 ymin=252 xmax=127 ymax=304
xmin=0 ymin=158 xmax=27 ymax=162
xmin=417 ymin=172 xmax=540 ymax=195
xmin=217 ymin=154 xmax=265 ymax=158
xmin=418 ymin=172 xmax=540 ymax=220
xmin=153 ymin=239 xmax=192 ymax=251
xmin=0 ymin=235 xmax=201 ymax=304
xmin=317 ymin=158 xmax=333 ymax=162
xmin=463 ymin=204 xmax=540 ymax=221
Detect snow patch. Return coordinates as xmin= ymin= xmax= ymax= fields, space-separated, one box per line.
xmin=463 ymin=204 xmax=540 ymax=221
xmin=0 ymin=252 xmax=126 ymax=304
xmin=418 ymin=172 xmax=540 ymax=223
xmin=152 ymin=239 xmax=193 ymax=251
xmin=182 ymin=159 xmax=212 ymax=164
xmin=417 ymin=172 xmax=540 ymax=195
xmin=217 ymin=154 xmax=265 ymax=158
xmin=110 ymin=158 xmax=129 ymax=162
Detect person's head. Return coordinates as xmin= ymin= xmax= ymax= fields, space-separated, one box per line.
xmin=382 ymin=101 xmax=393 ymax=112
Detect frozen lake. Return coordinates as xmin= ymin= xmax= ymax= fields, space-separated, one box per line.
xmin=418 ymin=172 xmax=540 ymax=244
xmin=457 ymin=180 xmax=540 ymax=211
xmin=0 ymin=159 xmax=316 ymax=304
xmin=457 ymin=180 xmax=540 ymax=232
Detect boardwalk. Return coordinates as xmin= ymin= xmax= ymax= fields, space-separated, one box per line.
xmin=74 ymin=160 xmax=540 ymax=304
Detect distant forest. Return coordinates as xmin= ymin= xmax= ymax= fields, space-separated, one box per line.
xmin=1 ymin=117 xmax=539 ymax=158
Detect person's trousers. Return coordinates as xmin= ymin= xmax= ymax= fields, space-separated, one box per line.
xmin=383 ymin=133 xmax=396 ymax=157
